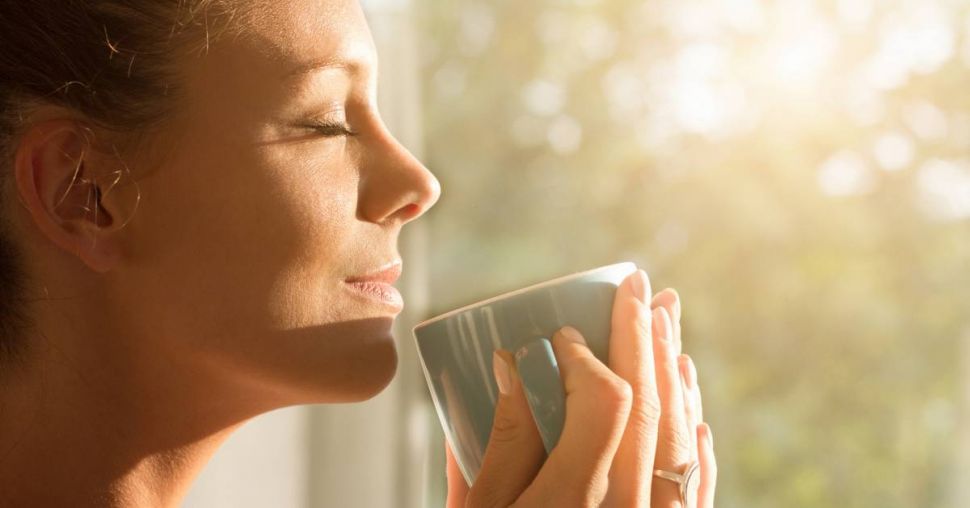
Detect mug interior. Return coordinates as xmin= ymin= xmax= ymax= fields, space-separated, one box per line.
xmin=413 ymin=261 xmax=637 ymax=332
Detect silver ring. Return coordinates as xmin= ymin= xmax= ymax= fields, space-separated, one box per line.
xmin=653 ymin=461 xmax=700 ymax=508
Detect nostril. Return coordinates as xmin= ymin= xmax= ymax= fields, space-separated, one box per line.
xmin=399 ymin=203 xmax=421 ymax=221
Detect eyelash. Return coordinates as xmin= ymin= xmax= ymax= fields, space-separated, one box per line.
xmin=305 ymin=121 xmax=358 ymax=137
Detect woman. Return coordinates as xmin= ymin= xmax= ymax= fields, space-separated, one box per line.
xmin=0 ymin=0 xmax=716 ymax=506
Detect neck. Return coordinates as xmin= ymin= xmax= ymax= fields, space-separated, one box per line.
xmin=0 ymin=304 xmax=264 ymax=507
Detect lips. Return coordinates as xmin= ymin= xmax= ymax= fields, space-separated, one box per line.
xmin=345 ymin=260 xmax=403 ymax=285
xmin=343 ymin=260 xmax=405 ymax=312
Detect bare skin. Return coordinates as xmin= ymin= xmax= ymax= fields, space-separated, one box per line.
xmin=0 ymin=1 xmax=717 ymax=506
xmin=445 ymin=275 xmax=718 ymax=507
xmin=0 ymin=1 xmax=439 ymax=506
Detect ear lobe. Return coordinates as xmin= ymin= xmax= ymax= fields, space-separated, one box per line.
xmin=14 ymin=119 xmax=127 ymax=274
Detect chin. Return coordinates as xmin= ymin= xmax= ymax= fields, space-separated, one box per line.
xmin=343 ymin=336 xmax=399 ymax=402
xmin=287 ymin=323 xmax=400 ymax=405
xmin=224 ymin=316 xmax=402 ymax=408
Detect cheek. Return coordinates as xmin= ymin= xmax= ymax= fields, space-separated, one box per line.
xmin=252 ymin=145 xmax=364 ymax=323
xmin=118 ymin=138 xmax=393 ymax=401
xmin=153 ymin=142 xmax=355 ymax=323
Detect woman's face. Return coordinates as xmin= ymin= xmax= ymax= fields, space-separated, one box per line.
xmin=117 ymin=0 xmax=440 ymax=406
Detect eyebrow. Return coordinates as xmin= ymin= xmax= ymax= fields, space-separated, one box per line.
xmin=284 ymin=56 xmax=369 ymax=80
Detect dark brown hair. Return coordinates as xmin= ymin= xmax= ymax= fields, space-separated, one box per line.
xmin=0 ymin=0 xmax=238 ymax=361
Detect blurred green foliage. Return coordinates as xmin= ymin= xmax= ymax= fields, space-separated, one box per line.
xmin=415 ymin=1 xmax=970 ymax=506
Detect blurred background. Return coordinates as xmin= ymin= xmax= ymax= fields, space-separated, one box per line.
xmin=186 ymin=0 xmax=970 ymax=506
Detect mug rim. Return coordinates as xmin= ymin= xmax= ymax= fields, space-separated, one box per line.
xmin=412 ymin=261 xmax=637 ymax=333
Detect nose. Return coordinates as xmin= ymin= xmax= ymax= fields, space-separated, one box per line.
xmin=357 ymin=124 xmax=441 ymax=226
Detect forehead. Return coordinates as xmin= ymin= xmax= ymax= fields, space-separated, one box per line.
xmin=236 ymin=0 xmax=376 ymax=81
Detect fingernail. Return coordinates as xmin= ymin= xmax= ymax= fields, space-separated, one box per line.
xmin=631 ymin=270 xmax=648 ymax=303
xmin=670 ymin=290 xmax=682 ymax=322
xmin=680 ymin=355 xmax=696 ymax=390
xmin=701 ymin=422 xmax=714 ymax=448
xmin=557 ymin=326 xmax=585 ymax=344
xmin=493 ymin=350 xmax=512 ymax=396
xmin=684 ymin=355 xmax=697 ymax=390
xmin=652 ymin=307 xmax=670 ymax=342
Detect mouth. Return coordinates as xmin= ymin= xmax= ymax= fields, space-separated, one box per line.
xmin=343 ymin=260 xmax=404 ymax=312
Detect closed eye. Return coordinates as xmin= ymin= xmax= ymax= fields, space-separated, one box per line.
xmin=303 ymin=121 xmax=358 ymax=137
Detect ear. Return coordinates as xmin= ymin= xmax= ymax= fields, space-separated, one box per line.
xmin=13 ymin=119 xmax=131 ymax=273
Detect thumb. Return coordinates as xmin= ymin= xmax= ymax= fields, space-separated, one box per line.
xmin=466 ymin=350 xmax=546 ymax=508
xmin=446 ymin=440 xmax=469 ymax=508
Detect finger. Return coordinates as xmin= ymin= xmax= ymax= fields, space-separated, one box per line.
xmin=650 ymin=307 xmax=693 ymax=508
xmin=679 ymin=355 xmax=698 ymax=462
xmin=445 ymin=440 xmax=469 ymax=508
xmin=517 ymin=326 xmax=631 ymax=507
xmin=651 ymin=288 xmax=682 ymax=356
xmin=466 ymin=350 xmax=546 ymax=508
xmin=604 ymin=269 xmax=660 ymax=506
xmin=697 ymin=423 xmax=718 ymax=508
xmin=687 ymin=354 xmax=703 ymax=423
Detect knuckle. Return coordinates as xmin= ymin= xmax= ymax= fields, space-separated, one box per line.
xmin=611 ymin=378 xmax=634 ymax=408
xmin=637 ymin=390 xmax=662 ymax=420
xmin=488 ymin=411 xmax=523 ymax=446
xmin=590 ymin=373 xmax=633 ymax=413
xmin=636 ymin=305 xmax=652 ymax=332
xmin=628 ymin=394 xmax=662 ymax=431
xmin=661 ymin=427 xmax=693 ymax=457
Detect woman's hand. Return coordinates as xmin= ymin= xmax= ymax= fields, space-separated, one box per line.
xmin=445 ymin=270 xmax=717 ymax=507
